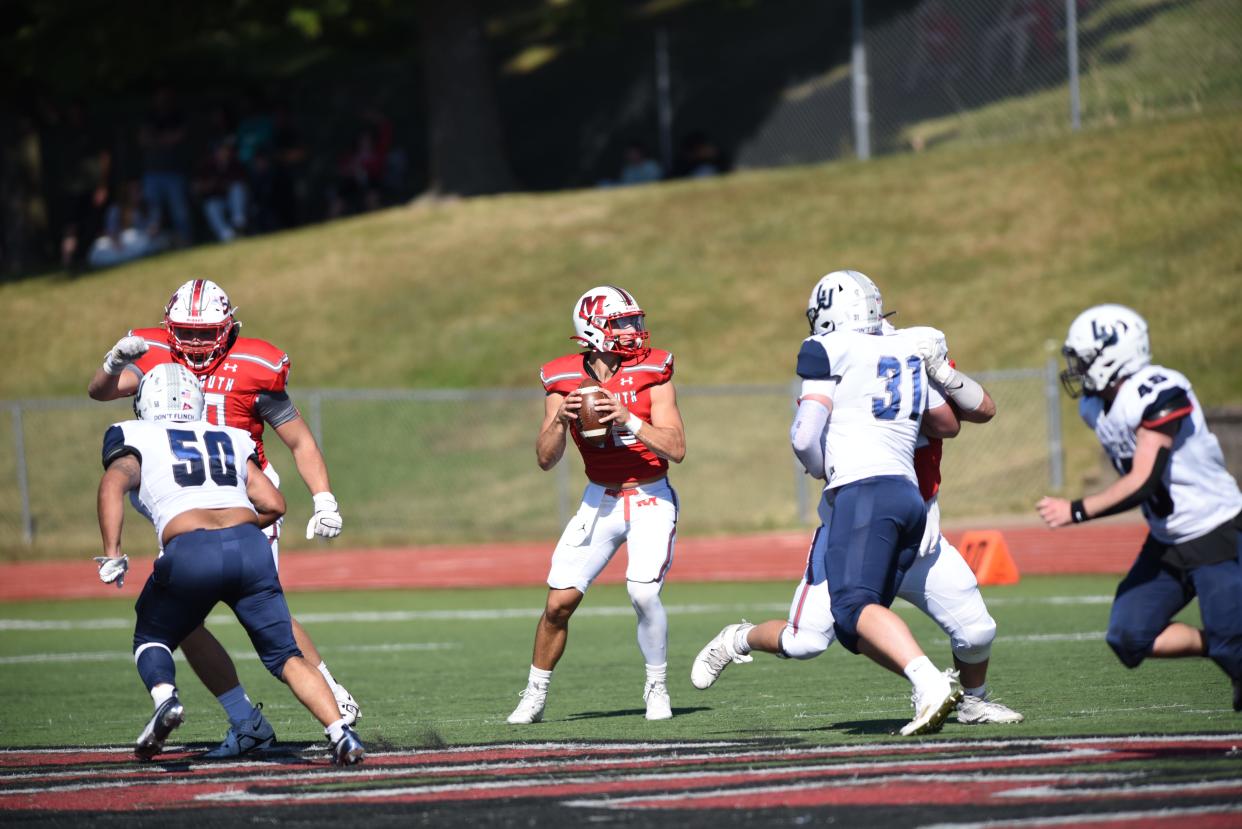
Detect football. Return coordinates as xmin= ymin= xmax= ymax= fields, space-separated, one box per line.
xmin=576 ymin=380 xmax=611 ymax=447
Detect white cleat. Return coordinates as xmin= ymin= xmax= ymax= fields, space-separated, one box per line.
xmin=956 ymin=693 xmax=1025 ymax=725
xmin=644 ymin=680 xmax=673 ymax=720
xmin=332 ymin=683 xmax=361 ymax=726
xmin=506 ymin=682 xmax=548 ymax=724
xmin=900 ymin=669 xmax=963 ymax=736
xmin=690 ymin=622 xmax=754 ymax=690
xmin=202 ymin=704 xmax=277 ymax=758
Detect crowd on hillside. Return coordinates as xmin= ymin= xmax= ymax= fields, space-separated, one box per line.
xmin=51 ymin=87 xmax=408 ymax=272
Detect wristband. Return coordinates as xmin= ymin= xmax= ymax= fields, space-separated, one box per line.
xmin=626 ymin=413 xmax=644 ymax=436
xmin=1070 ymin=499 xmax=1088 ymax=524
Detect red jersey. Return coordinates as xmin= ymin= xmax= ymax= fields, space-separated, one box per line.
xmin=129 ymin=327 xmax=292 ymax=468
xmin=541 ymin=349 xmax=674 ymax=485
xmin=913 ymin=438 xmax=942 ymax=502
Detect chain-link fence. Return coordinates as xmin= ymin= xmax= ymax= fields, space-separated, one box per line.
xmin=712 ymin=0 xmax=1242 ymax=169
xmin=0 ymin=367 xmax=1062 ymax=560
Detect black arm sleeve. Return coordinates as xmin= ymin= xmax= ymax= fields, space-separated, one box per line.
xmin=101 ymin=425 xmax=141 ymax=470
xmin=1091 ymin=446 xmax=1172 ymax=519
xmin=254 ymin=390 xmax=301 ymax=428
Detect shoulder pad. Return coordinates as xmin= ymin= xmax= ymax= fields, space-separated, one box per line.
xmin=102 ymin=423 xmax=140 ymax=470
xmin=1141 ymin=386 xmax=1193 ymax=429
xmin=796 ymin=338 xmax=833 ymax=381
xmin=541 ymin=353 xmax=587 ymax=392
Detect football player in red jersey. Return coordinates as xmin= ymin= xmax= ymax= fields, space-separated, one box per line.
xmin=88 ymin=279 xmax=360 ymax=757
xmin=507 ymin=285 xmax=687 ymax=724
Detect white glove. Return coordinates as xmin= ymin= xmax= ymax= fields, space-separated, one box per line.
xmin=102 ymin=336 xmax=148 ymax=375
xmin=914 ymin=331 xmax=954 ymax=386
xmin=306 ymin=492 xmax=343 ymax=539
xmin=93 ymin=554 xmax=129 ymax=588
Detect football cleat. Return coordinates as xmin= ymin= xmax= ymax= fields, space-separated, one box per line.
xmin=135 ymin=693 xmax=185 ymax=760
xmin=956 ymin=693 xmax=1025 ymax=725
xmin=328 ymin=725 xmax=366 ymax=766
xmin=202 ymin=703 xmax=276 ymax=758
xmin=690 ymin=622 xmax=754 ymax=690
xmin=900 ymin=669 xmax=963 ymax=736
xmin=506 ymin=682 xmax=549 ymax=724
xmin=643 ymin=681 xmax=673 ymax=721
xmin=332 ymin=683 xmax=361 ymax=726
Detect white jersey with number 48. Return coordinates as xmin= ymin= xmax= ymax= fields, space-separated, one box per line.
xmin=102 ymin=420 xmax=259 ymax=544
xmin=797 ymin=327 xmax=936 ymax=490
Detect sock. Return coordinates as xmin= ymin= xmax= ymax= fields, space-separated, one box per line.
xmin=964 ymin=684 xmax=987 ymax=699
xmin=528 ymin=666 xmax=553 ymax=688
xmin=903 ymin=655 xmax=940 ymax=691
xmin=324 ymin=717 xmax=348 ymax=743
xmin=150 ymin=683 xmax=176 ymax=707
xmin=317 ymin=661 xmax=338 ymax=688
xmin=645 ymin=663 xmax=667 ymax=685
xmin=734 ymin=627 xmax=753 ymax=656
xmin=216 ymin=685 xmax=254 ymax=722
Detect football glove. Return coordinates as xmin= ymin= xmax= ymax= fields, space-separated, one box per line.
xmin=102 ymin=335 xmax=149 ymax=375
xmin=93 ymin=554 xmax=129 ymax=588
xmin=306 ymin=492 xmax=343 ymax=539
xmin=914 ymin=332 xmax=955 ymax=386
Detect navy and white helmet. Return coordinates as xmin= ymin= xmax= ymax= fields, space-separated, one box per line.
xmin=806 ymin=270 xmax=884 ymax=335
xmin=1060 ymin=304 xmax=1151 ymax=398
xmin=134 ymin=363 xmax=205 ymax=423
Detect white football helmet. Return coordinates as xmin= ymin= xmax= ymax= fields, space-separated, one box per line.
xmin=163 ymin=279 xmax=239 ymax=371
xmin=571 ymin=285 xmax=650 ymax=357
xmin=1060 ymin=304 xmax=1151 ymax=398
xmin=134 ymin=363 xmax=205 ymax=423
xmin=806 ymin=270 xmax=884 ymax=335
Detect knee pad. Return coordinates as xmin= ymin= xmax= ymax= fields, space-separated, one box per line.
xmin=1105 ymin=624 xmax=1151 ymax=669
xmin=778 ymin=625 xmax=832 ymax=660
xmin=627 ymin=580 xmax=664 ymax=616
xmin=950 ymin=614 xmax=997 ymax=665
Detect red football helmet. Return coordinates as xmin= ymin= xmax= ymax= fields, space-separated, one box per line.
xmin=163 ymin=279 xmax=239 ymax=371
xmin=571 ymin=285 xmax=650 ymax=358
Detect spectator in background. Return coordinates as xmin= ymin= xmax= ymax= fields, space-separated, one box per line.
xmin=270 ymin=106 xmax=308 ymax=228
xmin=195 ymin=140 xmax=248 ymax=243
xmin=981 ymin=0 xmax=1040 ymax=79
xmin=904 ymin=0 xmax=963 ymax=91
xmin=54 ymin=102 xmax=114 ymax=271
xmin=674 ymin=131 xmax=727 ymax=179
xmin=89 ymin=179 xmax=169 ymax=268
xmin=328 ymin=109 xmax=392 ymax=218
xmin=139 ymin=86 xmax=193 ymax=246
xmin=618 ymin=141 xmax=663 ymax=186
xmin=235 ymin=92 xmax=274 ymax=170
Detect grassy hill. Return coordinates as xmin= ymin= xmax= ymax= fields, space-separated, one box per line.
xmin=1 ymin=110 xmax=1240 ymax=558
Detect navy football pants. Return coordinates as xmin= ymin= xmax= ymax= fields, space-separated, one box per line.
xmin=810 ymin=475 xmax=927 ymax=654
xmin=133 ymin=524 xmax=302 ymax=688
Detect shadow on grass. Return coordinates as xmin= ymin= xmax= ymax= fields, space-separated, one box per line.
xmin=563 ymin=706 xmax=711 ymax=721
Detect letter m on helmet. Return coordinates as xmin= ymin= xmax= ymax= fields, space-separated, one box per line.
xmin=579 ymin=295 xmax=607 ymax=321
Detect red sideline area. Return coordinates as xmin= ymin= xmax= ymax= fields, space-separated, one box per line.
xmin=0 ymin=521 xmax=1147 ymax=602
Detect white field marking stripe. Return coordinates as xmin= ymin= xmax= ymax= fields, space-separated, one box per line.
xmin=0 ymin=748 xmax=1121 ymax=795
xmin=196 ymin=768 xmax=1136 ymax=805
xmin=1 ymin=734 xmax=1237 ymax=761
xmin=919 ymin=803 xmax=1242 ymax=829
xmin=0 ymin=641 xmax=457 ymax=666
xmin=995 ymin=779 xmax=1242 ymax=799
xmin=0 ymin=740 xmax=741 ymax=760
xmin=0 ymin=630 xmax=1107 ymax=666
xmin=0 ymin=594 xmax=1114 ymax=632
xmin=561 ymin=771 xmax=1142 ymax=810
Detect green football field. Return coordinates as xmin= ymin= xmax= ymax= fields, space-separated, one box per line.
xmin=1 ymin=575 xmax=1234 ymax=751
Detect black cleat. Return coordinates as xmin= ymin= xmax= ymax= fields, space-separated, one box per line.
xmin=328 ymin=725 xmax=366 ymax=766
xmin=135 ymin=693 xmax=185 ymax=761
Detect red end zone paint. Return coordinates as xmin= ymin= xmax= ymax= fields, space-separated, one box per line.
xmin=2 ymin=736 xmax=1240 ymax=819
xmin=0 ymin=522 xmax=1146 ymax=601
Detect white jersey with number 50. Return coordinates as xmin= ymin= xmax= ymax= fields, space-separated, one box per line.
xmin=102 ymin=420 xmax=259 ymax=544
xmin=797 ymin=327 xmax=935 ymax=490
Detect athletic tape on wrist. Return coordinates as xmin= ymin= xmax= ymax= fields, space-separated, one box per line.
xmin=626 ymin=413 xmax=644 ymax=436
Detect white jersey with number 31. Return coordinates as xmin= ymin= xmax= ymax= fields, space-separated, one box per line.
xmin=797 ymin=327 xmax=934 ymax=490
xmin=102 ymin=420 xmax=259 ymax=544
